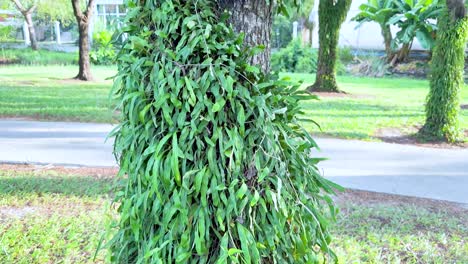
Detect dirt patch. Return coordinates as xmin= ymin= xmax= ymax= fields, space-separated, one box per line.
xmin=0 ymin=163 xmax=118 ymax=179
xmin=374 ymin=127 xmax=468 ymax=149
xmin=0 ymin=206 xmax=36 ymax=220
xmin=312 ymin=92 xmax=374 ymax=99
xmin=335 ymin=189 xmax=468 ymax=219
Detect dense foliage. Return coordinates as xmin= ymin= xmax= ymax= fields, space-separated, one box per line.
xmin=109 ymin=0 xmax=339 ymax=263
xmin=421 ymin=6 xmax=468 ymax=142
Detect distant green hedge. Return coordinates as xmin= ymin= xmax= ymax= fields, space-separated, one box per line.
xmin=0 ymin=48 xmax=78 ymax=65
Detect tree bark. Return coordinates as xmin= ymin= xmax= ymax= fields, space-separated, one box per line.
xmin=71 ymin=0 xmax=96 ymax=81
xmin=308 ymin=0 xmax=352 ymax=93
xmin=217 ymin=0 xmax=274 ymax=73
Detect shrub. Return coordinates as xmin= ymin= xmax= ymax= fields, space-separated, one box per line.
xmin=90 ymin=30 xmax=115 ymax=65
xmin=109 ymin=0 xmax=340 ymax=263
xmin=0 ymin=48 xmax=78 ymax=65
xmin=271 ymin=40 xmax=318 ymax=73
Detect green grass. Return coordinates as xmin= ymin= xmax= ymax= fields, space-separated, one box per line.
xmin=0 ymin=48 xmax=78 ymax=65
xmin=0 ymin=65 xmax=116 ymax=123
xmin=0 ymin=65 xmax=467 ymax=140
xmin=0 ymin=169 xmax=466 ymax=263
xmin=284 ymin=73 xmax=468 ymax=141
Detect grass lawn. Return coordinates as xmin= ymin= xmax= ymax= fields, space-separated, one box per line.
xmin=0 ymin=166 xmax=466 ymax=263
xmin=0 ymin=66 xmax=116 ymax=123
xmin=285 ymin=73 xmax=468 ymax=141
xmin=0 ymin=65 xmax=467 ymax=141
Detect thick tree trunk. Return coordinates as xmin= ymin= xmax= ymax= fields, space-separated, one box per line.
xmin=24 ymin=12 xmax=38 ymax=50
xmin=76 ymin=21 xmax=93 ymax=81
xmin=420 ymin=5 xmax=468 ymax=142
xmin=217 ymin=0 xmax=274 ymax=73
xmin=308 ymin=0 xmax=352 ymax=93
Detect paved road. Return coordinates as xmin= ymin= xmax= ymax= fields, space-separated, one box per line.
xmin=1 ymin=120 xmax=467 ymax=204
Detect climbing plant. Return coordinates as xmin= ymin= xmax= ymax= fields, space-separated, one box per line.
xmin=420 ymin=2 xmax=468 ymax=142
xmin=308 ymin=0 xmax=352 ymax=93
xmin=108 ymin=0 xmax=340 ymax=263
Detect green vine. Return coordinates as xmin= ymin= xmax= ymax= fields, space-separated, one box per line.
xmin=309 ymin=0 xmax=351 ymax=93
xmin=421 ymin=7 xmax=468 ymax=142
xmin=108 ymin=0 xmax=340 ymax=263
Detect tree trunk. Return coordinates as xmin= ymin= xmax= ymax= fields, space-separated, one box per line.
xmin=420 ymin=5 xmax=468 ymax=142
xmin=76 ymin=21 xmax=93 ymax=81
xmin=308 ymin=0 xmax=352 ymax=93
xmin=24 ymin=12 xmax=38 ymax=50
xmin=381 ymin=24 xmax=393 ymax=60
xmin=71 ymin=0 xmax=96 ymax=81
xmin=217 ymin=0 xmax=274 ymax=73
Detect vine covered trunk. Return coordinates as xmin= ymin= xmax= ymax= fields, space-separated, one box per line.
xmin=217 ymin=0 xmax=274 ymax=73
xmin=308 ymin=0 xmax=352 ymax=93
xmin=420 ymin=3 xmax=468 ymax=142
xmin=109 ymin=0 xmax=340 ymax=263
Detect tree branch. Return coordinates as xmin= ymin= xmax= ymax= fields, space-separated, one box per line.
xmin=84 ymin=0 xmax=96 ymax=19
xmin=71 ymin=0 xmax=83 ymax=20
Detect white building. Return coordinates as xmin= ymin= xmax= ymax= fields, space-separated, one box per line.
xmin=308 ymin=0 xmax=425 ymax=50
xmin=94 ymin=0 xmax=126 ymax=28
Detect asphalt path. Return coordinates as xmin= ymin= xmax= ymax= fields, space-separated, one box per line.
xmin=1 ymin=120 xmax=467 ymax=204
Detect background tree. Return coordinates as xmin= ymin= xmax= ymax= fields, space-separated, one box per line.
xmin=419 ymin=0 xmax=468 ymax=142
xmin=37 ymin=0 xmax=74 ymax=26
xmin=109 ymin=0 xmax=339 ymax=262
xmin=71 ymin=0 xmax=95 ymax=81
xmin=308 ymin=0 xmax=352 ymax=93
xmin=388 ymin=0 xmax=440 ymax=64
xmin=9 ymin=0 xmax=38 ymax=50
xmin=352 ymin=0 xmax=398 ymax=60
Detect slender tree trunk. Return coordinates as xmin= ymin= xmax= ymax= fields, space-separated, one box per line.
xmin=381 ymin=24 xmax=393 ymax=60
xmin=23 ymin=12 xmax=38 ymax=50
xmin=71 ymin=0 xmax=96 ymax=81
xmin=420 ymin=4 xmax=468 ymax=142
xmin=217 ymin=0 xmax=274 ymax=73
xmin=308 ymin=0 xmax=352 ymax=93
xmin=11 ymin=0 xmax=38 ymax=50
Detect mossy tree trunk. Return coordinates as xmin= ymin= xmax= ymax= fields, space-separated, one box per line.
xmin=217 ymin=0 xmax=274 ymax=73
xmin=419 ymin=3 xmax=468 ymax=142
xmin=308 ymin=0 xmax=351 ymax=93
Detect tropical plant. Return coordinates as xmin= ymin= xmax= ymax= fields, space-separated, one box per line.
xmin=352 ymin=0 xmax=398 ymax=59
xmin=108 ymin=0 xmax=340 ymax=263
xmin=389 ymin=0 xmax=441 ymax=62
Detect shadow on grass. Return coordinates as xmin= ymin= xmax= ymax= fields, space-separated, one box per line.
xmin=0 ymin=176 xmax=114 ymax=197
